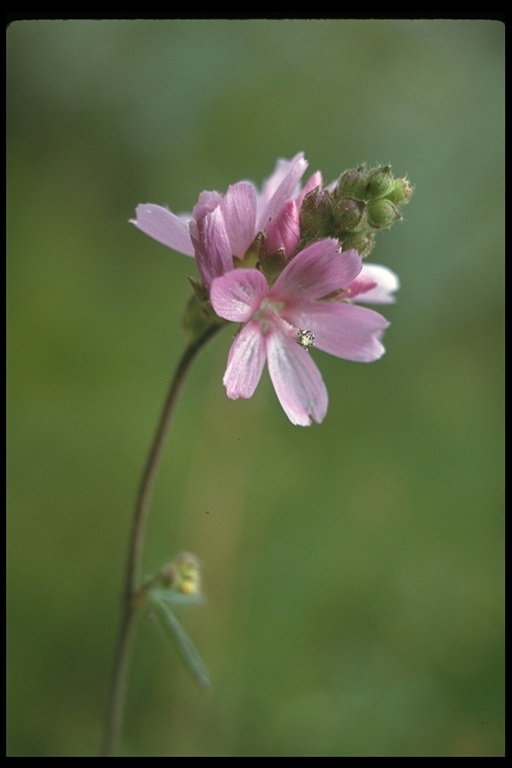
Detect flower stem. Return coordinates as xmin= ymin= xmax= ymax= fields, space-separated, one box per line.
xmin=101 ymin=322 xmax=223 ymax=756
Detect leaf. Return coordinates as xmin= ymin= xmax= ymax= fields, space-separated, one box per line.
xmin=150 ymin=588 xmax=204 ymax=608
xmin=147 ymin=592 xmax=211 ymax=690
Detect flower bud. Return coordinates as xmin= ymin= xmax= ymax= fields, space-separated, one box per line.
xmin=367 ymin=198 xmax=402 ymax=229
xmin=335 ymin=166 xmax=368 ymax=200
xmin=365 ymin=165 xmax=395 ymax=199
xmin=385 ymin=176 xmax=414 ymax=205
xmin=159 ymin=552 xmax=202 ymax=596
xmin=338 ymin=230 xmax=376 ymax=258
xmin=333 ymin=197 xmax=367 ymax=231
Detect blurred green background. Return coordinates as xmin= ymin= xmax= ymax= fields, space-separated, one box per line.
xmin=7 ymin=20 xmax=504 ymax=756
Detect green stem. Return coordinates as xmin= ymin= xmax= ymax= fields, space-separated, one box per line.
xmin=101 ymin=322 xmax=223 ymax=756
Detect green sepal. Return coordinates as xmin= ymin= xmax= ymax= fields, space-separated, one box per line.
xmin=259 ymin=246 xmax=289 ymax=285
xmin=236 ymin=231 xmax=265 ymax=270
xmin=298 ymin=188 xmax=334 ymax=248
xmin=147 ymin=590 xmax=211 ymax=689
xmin=182 ymin=278 xmax=226 ymax=343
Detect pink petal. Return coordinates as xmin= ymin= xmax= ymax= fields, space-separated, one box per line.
xmin=266 ymin=331 xmax=328 ymax=426
xmin=131 ymin=204 xmax=194 ymax=257
xmin=343 ymin=274 xmax=378 ymax=300
xmin=259 ymin=153 xmax=304 ymax=204
xmin=264 ymin=200 xmax=300 ymax=257
xmin=349 ymin=264 xmax=400 ymax=304
xmin=257 ymin=152 xmax=308 ymax=230
xmin=289 ymin=302 xmax=389 ymax=362
xmin=221 ymin=182 xmax=258 ymax=258
xmin=193 ymin=206 xmax=235 ymax=288
xmin=191 ymin=190 xmax=223 ymax=224
xmin=223 ymin=322 xmax=266 ymax=399
xmin=210 ymin=269 xmax=269 ymax=322
xmin=272 ymin=241 xmax=362 ymax=303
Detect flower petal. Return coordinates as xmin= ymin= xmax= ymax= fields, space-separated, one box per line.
xmin=272 ymin=241 xmax=362 ymax=303
xmin=193 ymin=206 xmax=235 ymax=287
xmin=343 ymin=274 xmax=378 ymax=299
xmin=191 ymin=190 xmax=223 ymax=223
xmin=264 ymin=199 xmax=300 ymax=257
xmin=348 ymin=264 xmax=400 ymax=304
xmin=131 ymin=204 xmax=194 ymax=256
xmin=221 ymin=182 xmax=258 ymax=258
xmin=259 ymin=153 xmax=304 ymax=205
xmin=210 ymin=269 xmax=269 ymax=322
xmin=257 ymin=152 xmax=308 ymax=230
xmin=223 ymin=321 xmax=266 ymax=399
xmin=289 ymin=302 xmax=389 ymax=362
xmin=266 ymin=331 xmax=328 ymax=426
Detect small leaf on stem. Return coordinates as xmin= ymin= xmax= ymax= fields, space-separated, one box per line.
xmin=147 ymin=592 xmax=211 ymax=690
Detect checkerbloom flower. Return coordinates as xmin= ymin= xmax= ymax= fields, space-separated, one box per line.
xmin=131 ymin=154 xmax=400 ymax=425
xmin=210 ymin=240 xmax=396 ymax=425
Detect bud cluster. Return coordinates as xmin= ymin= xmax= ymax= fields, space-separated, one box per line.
xmin=299 ymin=164 xmax=413 ymax=257
xmin=158 ymin=552 xmax=202 ymax=596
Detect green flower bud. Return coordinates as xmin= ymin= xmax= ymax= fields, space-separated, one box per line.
xmin=333 ymin=196 xmax=367 ymax=231
xmin=338 ymin=230 xmax=376 ymax=258
xmin=335 ymin=166 xmax=368 ymax=200
xmin=365 ymin=165 xmax=395 ymax=199
xmin=367 ymin=198 xmax=402 ymax=229
xmin=297 ymin=163 xmax=413 ymax=257
xmin=385 ymin=176 xmax=414 ymax=205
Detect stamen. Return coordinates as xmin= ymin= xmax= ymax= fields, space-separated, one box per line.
xmin=296 ymin=329 xmax=315 ymax=351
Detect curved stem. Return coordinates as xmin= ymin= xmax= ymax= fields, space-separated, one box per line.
xmin=102 ymin=323 xmax=223 ymax=756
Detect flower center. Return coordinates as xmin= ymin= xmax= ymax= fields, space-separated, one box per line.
xmin=253 ymin=297 xmax=292 ymax=337
xmin=252 ymin=298 xmax=312 ymax=350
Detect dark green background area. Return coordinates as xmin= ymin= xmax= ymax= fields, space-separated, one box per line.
xmin=7 ymin=19 xmax=504 ymax=756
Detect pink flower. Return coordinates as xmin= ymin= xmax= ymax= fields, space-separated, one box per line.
xmin=210 ymin=240 xmax=395 ymax=426
xmin=131 ymin=153 xmax=321 ymax=288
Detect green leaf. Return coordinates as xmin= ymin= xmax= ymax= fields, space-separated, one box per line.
xmin=150 ymin=587 xmax=203 ymax=608
xmin=147 ymin=592 xmax=211 ymax=690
